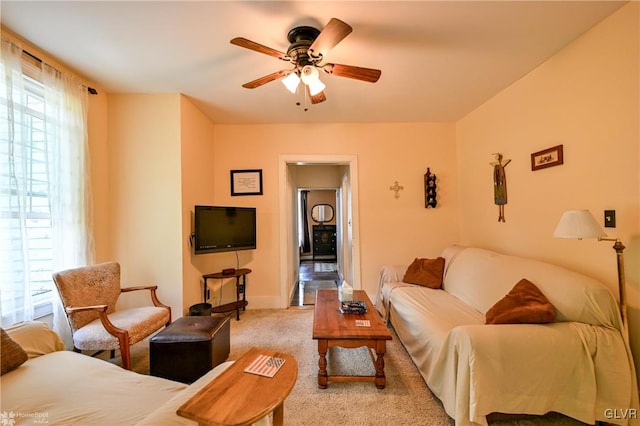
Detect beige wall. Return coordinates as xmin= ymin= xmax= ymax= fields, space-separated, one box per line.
xmin=179 ymin=95 xmax=218 ymax=316
xmin=212 ymin=123 xmax=460 ymax=300
xmin=457 ymin=2 xmax=639 ymax=379
xmin=106 ymin=94 xmax=184 ymax=317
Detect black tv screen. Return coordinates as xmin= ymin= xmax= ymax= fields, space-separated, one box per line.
xmin=194 ymin=206 xmax=257 ymax=254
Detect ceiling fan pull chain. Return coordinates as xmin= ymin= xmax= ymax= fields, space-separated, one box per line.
xmin=303 ymin=86 xmax=309 ymax=112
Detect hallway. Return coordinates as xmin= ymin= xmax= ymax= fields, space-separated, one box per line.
xmin=290 ymin=261 xmax=340 ymax=307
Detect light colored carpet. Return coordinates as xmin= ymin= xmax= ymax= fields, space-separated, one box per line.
xmin=109 ymin=309 xmax=587 ymax=426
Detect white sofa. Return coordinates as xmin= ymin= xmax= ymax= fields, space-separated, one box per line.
xmin=375 ymin=245 xmax=639 ymax=426
xmin=0 ymin=321 xmax=270 ymax=426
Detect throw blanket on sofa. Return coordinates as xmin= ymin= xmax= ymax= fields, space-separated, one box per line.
xmin=377 ymin=245 xmax=638 ymax=426
xmin=1 ymin=322 xmax=271 ymax=426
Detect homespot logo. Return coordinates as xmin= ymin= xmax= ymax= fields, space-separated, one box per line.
xmin=1 ymin=411 xmax=49 ymax=425
xmin=604 ymin=408 xmax=638 ymax=420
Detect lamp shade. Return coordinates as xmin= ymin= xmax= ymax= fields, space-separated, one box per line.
xmin=300 ymin=65 xmax=325 ymax=96
xmin=307 ymin=78 xmax=326 ymax=96
xmin=300 ymin=65 xmax=320 ymax=84
xmin=553 ymin=209 xmax=607 ymax=239
xmin=281 ymin=72 xmax=300 ymax=94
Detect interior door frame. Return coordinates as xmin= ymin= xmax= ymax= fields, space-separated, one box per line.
xmin=278 ymin=154 xmax=361 ymax=308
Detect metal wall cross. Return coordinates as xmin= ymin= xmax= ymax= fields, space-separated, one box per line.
xmin=389 ymin=181 xmax=404 ymax=199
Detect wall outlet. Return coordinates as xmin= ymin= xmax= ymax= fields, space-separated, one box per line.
xmin=604 ymin=210 xmax=616 ymax=228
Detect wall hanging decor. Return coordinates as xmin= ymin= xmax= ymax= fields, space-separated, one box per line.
xmin=531 ymin=144 xmax=563 ymax=171
xmin=424 ymin=168 xmax=437 ymax=208
xmin=230 ymin=169 xmax=263 ymax=196
xmin=389 ymin=181 xmax=404 ymax=199
xmin=490 ymin=153 xmax=511 ymax=222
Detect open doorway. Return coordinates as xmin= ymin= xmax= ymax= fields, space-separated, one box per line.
xmin=277 ymin=155 xmax=361 ymax=309
xmin=292 ymin=188 xmax=340 ymax=306
xmin=299 ymin=189 xmax=338 ymax=261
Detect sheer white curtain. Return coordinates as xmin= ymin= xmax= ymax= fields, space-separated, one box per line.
xmin=0 ymin=38 xmax=32 ymax=325
xmin=0 ymin=37 xmax=93 ymax=345
xmin=43 ymin=53 xmax=95 ymax=347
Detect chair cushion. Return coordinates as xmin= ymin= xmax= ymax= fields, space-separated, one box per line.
xmin=73 ymin=306 xmax=170 ymax=351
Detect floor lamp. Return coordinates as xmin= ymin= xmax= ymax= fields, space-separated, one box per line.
xmin=553 ymin=209 xmax=629 ymax=343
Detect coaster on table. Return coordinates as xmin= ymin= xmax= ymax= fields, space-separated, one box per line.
xmin=244 ymin=354 xmax=285 ymax=378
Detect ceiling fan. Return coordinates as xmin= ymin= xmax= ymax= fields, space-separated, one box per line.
xmin=230 ymin=18 xmax=381 ymax=105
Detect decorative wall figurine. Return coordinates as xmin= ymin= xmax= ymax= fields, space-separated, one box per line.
xmin=490 ymin=153 xmax=511 ymax=222
xmin=424 ymin=168 xmax=437 ymax=208
xmin=389 ymin=181 xmax=404 ymax=199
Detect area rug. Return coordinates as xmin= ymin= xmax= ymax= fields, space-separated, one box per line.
xmin=314 ymin=263 xmax=337 ymax=273
xmin=113 ymin=309 xmax=587 ymax=426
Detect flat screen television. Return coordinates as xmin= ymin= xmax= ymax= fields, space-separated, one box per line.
xmin=194 ymin=205 xmax=257 ymax=254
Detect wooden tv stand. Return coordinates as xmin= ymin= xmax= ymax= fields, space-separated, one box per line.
xmin=202 ymin=268 xmax=251 ymax=320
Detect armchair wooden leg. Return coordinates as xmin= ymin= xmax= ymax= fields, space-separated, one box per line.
xmin=116 ymin=332 xmax=131 ymax=370
xmin=120 ymin=346 xmax=131 ymax=370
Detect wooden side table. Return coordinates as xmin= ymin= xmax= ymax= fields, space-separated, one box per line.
xmin=177 ymin=347 xmax=297 ymax=426
xmin=203 ymin=268 xmax=251 ymax=320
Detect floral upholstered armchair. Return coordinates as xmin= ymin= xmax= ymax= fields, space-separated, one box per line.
xmin=52 ymin=262 xmax=171 ymax=370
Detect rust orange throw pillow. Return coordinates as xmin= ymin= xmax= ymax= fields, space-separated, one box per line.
xmin=1 ymin=328 xmax=28 ymax=375
xmin=402 ymin=257 xmax=445 ymax=289
xmin=485 ymin=279 xmax=556 ymax=324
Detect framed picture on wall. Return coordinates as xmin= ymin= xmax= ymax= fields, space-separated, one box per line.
xmin=531 ymin=145 xmax=563 ymax=171
xmin=231 ymin=169 xmax=263 ymax=196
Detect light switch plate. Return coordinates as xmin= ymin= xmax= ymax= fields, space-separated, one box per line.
xmin=604 ymin=210 xmax=616 ymax=228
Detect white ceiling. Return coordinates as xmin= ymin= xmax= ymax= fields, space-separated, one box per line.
xmin=1 ymin=1 xmax=626 ymax=125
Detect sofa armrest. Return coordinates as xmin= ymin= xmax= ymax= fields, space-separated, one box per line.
xmin=5 ymin=321 xmax=65 ymax=358
xmin=379 ymin=265 xmax=408 ymax=284
xmin=374 ymin=265 xmax=409 ymax=322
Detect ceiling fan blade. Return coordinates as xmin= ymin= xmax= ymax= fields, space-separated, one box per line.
xmin=324 ymin=63 xmax=381 ymax=83
xmin=308 ymin=87 xmax=327 ymax=104
xmin=230 ymin=37 xmax=286 ymax=60
xmin=308 ymin=18 xmax=352 ymax=60
xmin=242 ymin=70 xmax=289 ymax=89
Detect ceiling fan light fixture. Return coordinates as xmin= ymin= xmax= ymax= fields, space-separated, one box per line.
xmin=281 ymin=72 xmax=300 ymax=94
xmin=300 ymin=65 xmax=325 ymax=95
xmin=307 ymin=78 xmax=326 ymax=96
xmin=300 ymin=65 xmax=319 ymax=84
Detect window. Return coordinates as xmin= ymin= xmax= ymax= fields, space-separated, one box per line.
xmin=1 ymin=39 xmax=92 ymax=327
xmin=1 ymin=62 xmax=54 ymax=321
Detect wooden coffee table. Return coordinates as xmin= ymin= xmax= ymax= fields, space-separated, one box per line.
xmin=177 ymin=347 xmax=297 ymax=426
xmin=312 ymin=289 xmax=392 ymax=389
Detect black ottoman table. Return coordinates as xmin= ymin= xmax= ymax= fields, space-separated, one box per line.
xmin=150 ymin=315 xmax=230 ymax=383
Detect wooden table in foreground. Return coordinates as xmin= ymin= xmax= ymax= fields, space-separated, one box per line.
xmin=177 ymin=347 xmax=297 ymax=426
xmin=312 ymin=289 xmax=392 ymax=389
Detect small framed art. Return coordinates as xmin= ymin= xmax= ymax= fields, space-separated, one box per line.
xmin=531 ymin=145 xmax=563 ymax=171
xmin=230 ymin=169 xmax=263 ymax=196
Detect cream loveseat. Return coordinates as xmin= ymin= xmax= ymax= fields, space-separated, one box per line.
xmin=1 ymin=321 xmax=270 ymax=426
xmin=375 ymin=245 xmax=639 ymax=426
